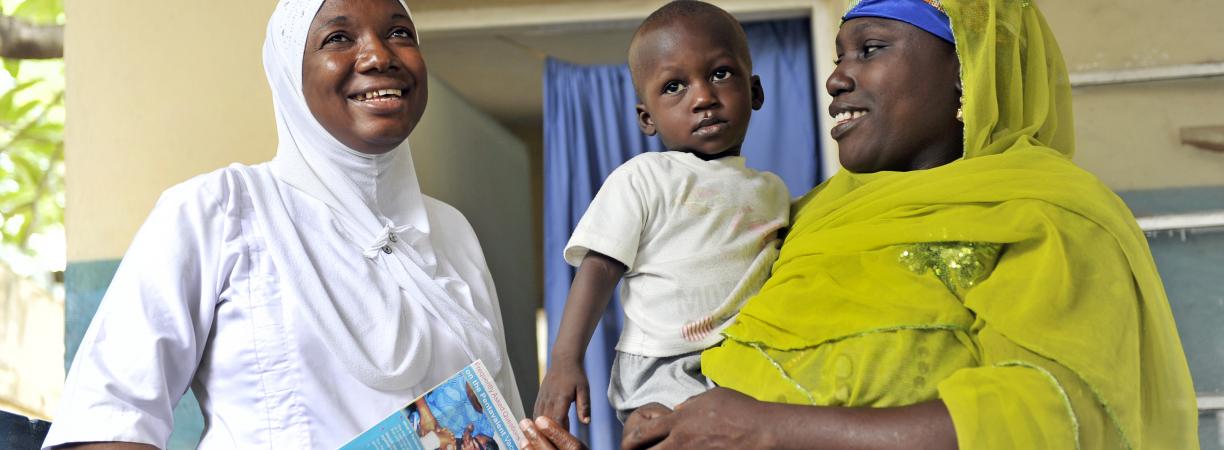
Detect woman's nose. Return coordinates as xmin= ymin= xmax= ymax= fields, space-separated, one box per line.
xmin=356 ymin=38 xmax=397 ymax=73
xmin=826 ymin=65 xmax=854 ymax=97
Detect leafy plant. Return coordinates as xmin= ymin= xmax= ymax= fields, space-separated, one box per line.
xmin=0 ymin=0 xmax=64 ymax=255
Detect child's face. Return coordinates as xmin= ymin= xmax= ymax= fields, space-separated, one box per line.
xmin=633 ymin=20 xmax=763 ymax=158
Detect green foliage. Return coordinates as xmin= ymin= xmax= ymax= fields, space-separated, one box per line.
xmin=11 ymin=0 xmax=63 ymax=23
xmin=0 ymin=0 xmax=64 ymax=253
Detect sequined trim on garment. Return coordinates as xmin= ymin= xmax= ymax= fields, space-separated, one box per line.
xmin=899 ymin=242 xmax=1002 ymax=297
xmin=845 ymin=0 xmax=946 ymax=15
xmin=922 ymin=0 xmax=947 ymax=13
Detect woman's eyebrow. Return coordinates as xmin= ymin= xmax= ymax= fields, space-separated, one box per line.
xmin=849 ymin=20 xmax=886 ymax=34
xmin=315 ymin=15 xmax=348 ymax=31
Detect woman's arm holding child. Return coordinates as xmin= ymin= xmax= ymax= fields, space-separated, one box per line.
xmin=534 ymin=251 xmax=627 ymax=428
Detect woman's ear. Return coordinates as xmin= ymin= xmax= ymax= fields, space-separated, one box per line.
xmin=751 ymin=75 xmax=765 ymax=111
xmin=636 ymin=104 xmax=656 ymax=136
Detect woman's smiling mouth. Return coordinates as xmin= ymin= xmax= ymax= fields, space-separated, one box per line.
xmin=348 ymin=88 xmax=407 ymax=114
xmin=830 ymin=109 xmax=868 ymax=140
xmin=348 ymin=88 xmax=403 ymax=101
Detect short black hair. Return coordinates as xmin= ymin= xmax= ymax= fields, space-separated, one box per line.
xmin=628 ymin=1 xmax=752 ymax=96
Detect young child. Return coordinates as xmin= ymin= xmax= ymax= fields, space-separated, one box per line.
xmin=534 ymin=0 xmax=790 ymax=425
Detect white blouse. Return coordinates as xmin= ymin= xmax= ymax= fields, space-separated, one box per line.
xmin=44 ymin=164 xmax=524 ymax=449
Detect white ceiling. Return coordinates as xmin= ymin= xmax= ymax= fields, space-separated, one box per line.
xmin=410 ymin=0 xmax=817 ymax=144
xmin=420 ymin=26 xmax=636 ymax=130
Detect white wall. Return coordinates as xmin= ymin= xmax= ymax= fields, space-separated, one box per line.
xmin=410 ymin=76 xmax=540 ymax=405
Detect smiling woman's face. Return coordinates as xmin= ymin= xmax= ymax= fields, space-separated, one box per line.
xmin=302 ymin=0 xmax=427 ymax=154
xmin=827 ymin=17 xmax=961 ymax=173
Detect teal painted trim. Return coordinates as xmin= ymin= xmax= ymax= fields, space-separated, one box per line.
xmin=1117 ymin=186 xmax=1224 ymax=449
xmin=64 ymin=259 xmax=121 ymax=369
xmin=1117 ymin=185 xmax=1224 ymax=216
xmin=64 ymin=259 xmax=204 ymax=450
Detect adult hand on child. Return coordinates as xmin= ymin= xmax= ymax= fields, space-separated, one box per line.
xmin=619 ymin=402 xmax=672 ymax=450
xmin=534 ymin=361 xmax=591 ymax=428
xmin=620 ymin=388 xmax=772 ymax=450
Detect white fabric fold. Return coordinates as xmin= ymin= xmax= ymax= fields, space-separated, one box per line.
xmin=258 ymin=0 xmax=502 ymax=391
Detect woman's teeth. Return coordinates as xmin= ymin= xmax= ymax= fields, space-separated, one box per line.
xmin=835 ymin=110 xmax=867 ymax=124
xmin=353 ymin=88 xmax=402 ymax=101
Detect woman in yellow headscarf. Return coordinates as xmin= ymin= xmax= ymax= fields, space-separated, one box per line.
xmin=616 ymin=0 xmax=1200 ymax=448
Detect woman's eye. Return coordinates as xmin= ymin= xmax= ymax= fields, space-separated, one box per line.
xmin=711 ymin=69 xmax=731 ymax=81
xmin=863 ymin=45 xmax=883 ymax=56
xmin=390 ymin=27 xmax=415 ymax=40
xmin=663 ymin=81 xmax=686 ymax=94
xmin=323 ymin=33 xmax=350 ymax=45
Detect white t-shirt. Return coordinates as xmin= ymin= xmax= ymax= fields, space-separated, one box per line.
xmin=43 ymin=165 xmax=523 ymax=450
xmin=564 ymin=151 xmax=789 ymax=357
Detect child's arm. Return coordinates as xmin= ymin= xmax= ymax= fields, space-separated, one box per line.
xmin=534 ymin=251 xmax=627 ymax=429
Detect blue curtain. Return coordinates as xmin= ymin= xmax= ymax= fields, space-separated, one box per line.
xmin=542 ymin=19 xmax=820 ymax=450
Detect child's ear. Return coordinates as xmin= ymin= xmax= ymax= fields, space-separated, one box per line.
xmin=636 ymin=104 xmax=657 ymax=136
xmin=750 ymin=75 xmax=765 ymax=111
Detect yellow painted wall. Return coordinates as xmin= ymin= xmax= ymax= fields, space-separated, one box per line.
xmin=1041 ymin=0 xmax=1224 ymax=190
xmin=64 ymin=0 xmax=277 ymax=261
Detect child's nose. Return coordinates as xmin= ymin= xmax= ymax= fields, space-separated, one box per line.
xmin=690 ymin=82 xmax=720 ymax=112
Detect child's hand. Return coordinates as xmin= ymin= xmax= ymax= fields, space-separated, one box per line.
xmin=534 ymin=361 xmax=591 ymax=429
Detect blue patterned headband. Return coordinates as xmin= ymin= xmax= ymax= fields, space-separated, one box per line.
xmin=843 ymin=0 xmax=954 ymax=44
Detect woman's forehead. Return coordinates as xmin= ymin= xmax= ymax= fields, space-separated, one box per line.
xmin=314 ymin=0 xmax=410 ymax=18
xmin=307 ymin=0 xmax=415 ymax=41
xmin=836 ymin=17 xmax=912 ymax=45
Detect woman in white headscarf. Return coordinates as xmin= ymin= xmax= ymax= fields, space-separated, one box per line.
xmin=43 ymin=0 xmax=522 ymax=448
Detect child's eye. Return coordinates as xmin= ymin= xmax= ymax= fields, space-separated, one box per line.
xmin=711 ymin=69 xmax=732 ymax=81
xmin=663 ymin=81 xmax=686 ymax=94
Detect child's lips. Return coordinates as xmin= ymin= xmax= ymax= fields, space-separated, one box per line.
xmin=692 ymin=118 xmax=728 ymax=136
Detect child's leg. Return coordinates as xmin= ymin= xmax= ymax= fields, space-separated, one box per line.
xmin=608 ymin=350 xmax=710 ymax=423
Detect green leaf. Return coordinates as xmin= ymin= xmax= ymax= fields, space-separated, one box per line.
xmin=12 ymin=0 xmax=64 ymax=23
xmin=2 ymin=59 xmax=20 ymax=79
xmin=0 ymin=79 xmax=41 ymax=117
xmin=11 ymin=151 xmax=42 ymax=183
xmin=6 ymin=98 xmax=39 ymax=123
xmin=18 ymin=121 xmax=63 ymax=143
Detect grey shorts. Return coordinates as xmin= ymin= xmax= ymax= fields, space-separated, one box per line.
xmin=607 ymin=350 xmax=712 ymax=423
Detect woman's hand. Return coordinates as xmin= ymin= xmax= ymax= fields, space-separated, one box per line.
xmin=620 ymin=388 xmax=775 ymax=450
xmin=534 ymin=361 xmax=590 ymax=428
xmin=520 ymin=416 xmax=589 ymax=450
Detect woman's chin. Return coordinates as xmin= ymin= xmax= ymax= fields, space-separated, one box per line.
xmin=348 ymin=123 xmax=415 ymax=154
xmin=347 ymin=133 xmax=410 ymax=154
xmin=838 ymin=150 xmax=874 ymax=173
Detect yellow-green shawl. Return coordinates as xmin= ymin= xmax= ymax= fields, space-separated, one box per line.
xmin=702 ymin=0 xmax=1198 ymax=448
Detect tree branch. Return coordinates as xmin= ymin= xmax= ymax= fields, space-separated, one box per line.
xmin=14 ymin=142 xmax=61 ymax=250
xmin=0 ymin=14 xmax=62 ymax=59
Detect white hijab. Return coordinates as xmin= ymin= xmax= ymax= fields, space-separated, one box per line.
xmin=253 ymin=0 xmax=502 ymax=391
